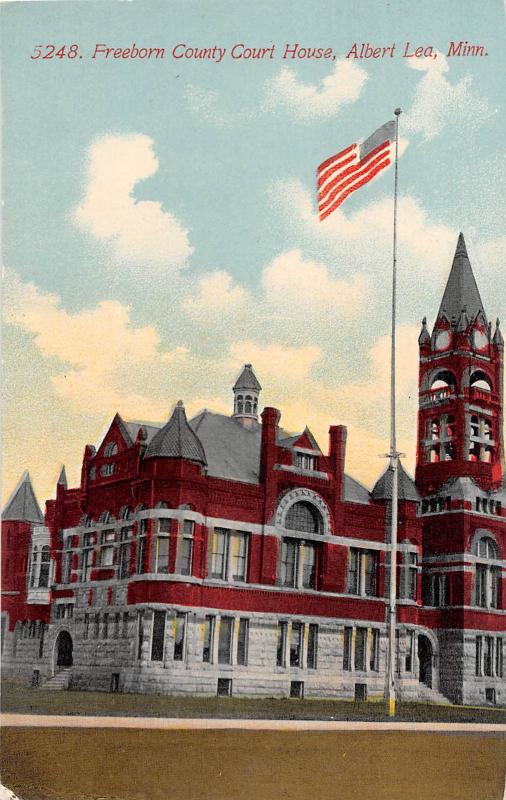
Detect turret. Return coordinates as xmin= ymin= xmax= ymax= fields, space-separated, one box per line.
xmin=232 ymin=364 xmax=261 ymax=427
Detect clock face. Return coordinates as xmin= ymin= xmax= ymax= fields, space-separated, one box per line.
xmin=434 ymin=330 xmax=450 ymax=351
xmin=473 ymin=330 xmax=488 ymax=351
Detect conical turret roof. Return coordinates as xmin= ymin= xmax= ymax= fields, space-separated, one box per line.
xmin=371 ymin=461 xmax=419 ymax=502
xmin=233 ymin=364 xmax=262 ymax=392
xmin=2 ymin=471 xmax=44 ymax=523
xmin=144 ymin=401 xmax=207 ymax=465
xmin=437 ymin=233 xmax=486 ymax=325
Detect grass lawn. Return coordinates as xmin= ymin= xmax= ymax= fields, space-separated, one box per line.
xmin=2 ymin=679 xmax=506 ymax=723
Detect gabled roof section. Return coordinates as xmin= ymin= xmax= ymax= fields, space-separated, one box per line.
xmin=371 ymin=461 xmax=419 ymax=502
xmin=96 ymin=413 xmax=135 ymax=454
xmin=124 ymin=420 xmax=161 ymax=445
xmin=436 ymin=233 xmax=486 ymax=326
xmin=279 ymin=426 xmax=322 ymax=455
xmin=233 ymin=364 xmax=262 ymax=392
xmin=2 ymin=471 xmax=44 ymax=523
xmin=145 ymin=402 xmax=207 ymax=465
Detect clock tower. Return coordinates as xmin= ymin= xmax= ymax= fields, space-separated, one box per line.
xmin=416 ymin=233 xmax=504 ymax=493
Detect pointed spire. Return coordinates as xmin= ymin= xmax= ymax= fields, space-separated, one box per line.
xmin=2 ymin=471 xmax=44 ymax=523
xmin=57 ymin=465 xmax=68 ymax=489
xmin=371 ymin=461 xmax=419 ymax=502
xmin=437 ymin=233 xmax=486 ymax=327
xmin=493 ymin=318 xmax=504 ymax=347
xmin=144 ymin=401 xmax=207 ymax=464
xmin=418 ymin=316 xmax=431 ymax=346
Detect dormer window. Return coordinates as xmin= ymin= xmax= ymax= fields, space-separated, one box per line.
xmin=104 ymin=442 xmax=118 ymax=457
xmin=101 ymin=463 xmax=115 ymax=477
xmin=295 ymin=453 xmax=316 ymax=471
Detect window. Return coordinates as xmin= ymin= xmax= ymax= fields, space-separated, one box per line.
xmin=295 ymin=453 xmax=316 ymax=471
xmin=403 ymin=553 xmax=418 ymax=600
xmin=82 ymin=534 xmax=94 ymax=581
xmin=102 ymin=613 xmax=109 ymax=639
xmin=285 ymin=501 xmax=322 ymax=534
xmin=136 ymin=519 xmax=147 ymax=574
xmin=118 ymin=527 xmax=132 ymax=579
xmin=217 ymin=678 xmax=232 ymax=697
xmin=100 ymin=530 xmax=115 ymax=567
xmin=62 ymin=540 xmax=72 ymax=584
xmin=29 ymin=547 xmax=38 ymax=588
xmin=237 ymin=619 xmax=249 ymax=666
xmin=280 ymin=539 xmax=318 ymax=590
xmin=66 ymin=604 xmax=74 ymax=619
xmin=101 ymin=463 xmax=115 ymax=477
xmin=475 ymin=636 xmax=483 ymax=676
xmin=122 ymin=612 xmax=129 ymax=638
xmin=343 ymin=627 xmax=352 ymax=671
xmin=496 ymin=639 xmax=503 ymax=678
xmin=476 ymin=635 xmax=504 ymax=678
xmin=370 ymin=629 xmax=380 ymax=672
xmin=218 ymin=617 xmax=234 ymax=665
xmin=210 ymin=529 xmax=249 ymax=582
xmin=354 ymin=628 xmax=367 ymax=671
xmin=290 ymin=622 xmax=303 ymax=667
xmin=179 ymin=520 xmax=194 ymax=576
xmin=173 ymin=612 xmax=187 ymax=661
xmin=347 ymin=549 xmax=377 ymax=597
xmin=137 ymin=611 xmax=144 ymax=659
xmin=94 ymin=613 xmax=100 ymax=638
xmin=203 ymin=615 xmax=215 ymax=663
xmin=405 ymin=630 xmax=415 ymax=673
xmin=155 ymin=519 xmax=170 ymax=574
xmin=484 ymin=636 xmax=494 ymax=677
xmin=151 ymin=611 xmax=166 ymax=661
xmin=277 ymin=622 xmax=288 ymax=667
xmin=307 ymin=624 xmax=318 ymax=670
xmin=38 ymin=546 xmax=50 ymax=588
xmin=103 ymin=442 xmax=118 ymax=457
xmin=114 ymin=612 xmax=120 ymax=639
xmin=473 ymin=537 xmax=500 ymax=609
xmin=56 ymin=604 xmax=65 ymax=620
xmin=83 ymin=613 xmax=90 ymax=640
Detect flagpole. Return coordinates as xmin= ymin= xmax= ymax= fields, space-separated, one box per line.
xmin=386 ymin=107 xmax=401 ymax=717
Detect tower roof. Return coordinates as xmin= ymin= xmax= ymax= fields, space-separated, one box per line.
xmin=144 ymin=401 xmax=207 ymax=465
xmin=371 ymin=461 xmax=419 ymax=502
xmin=2 ymin=471 xmax=44 ymax=523
xmin=437 ymin=233 xmax=486 ymax=325
xmin=233 ymin=364 xmax=262 ymax=392
xmin=57 ymin=465 xmax=68 ymax=488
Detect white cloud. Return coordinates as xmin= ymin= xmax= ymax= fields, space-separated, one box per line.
xmin=73 ymin=134 xmax=193 ymax=275
xmin=265 ymin=60 xmax=367 ymax=121
xmin=404 ymin=52 xmax=490 ymax=140
xmin=3 ymin=270 xmax=187 ymax=418
xmin=183 ymin=270 xmax=249 ymax=316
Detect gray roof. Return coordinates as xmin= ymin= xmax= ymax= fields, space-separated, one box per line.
xmin=124 ymin=420 xmax=161 ymax=445
xmin=437 ymin=233 xmax=486 ymax=325
xmin=371 ymin=461 xmax=419 ymax=502
xmin=57 ymin=465 xmax=67 ymax=488
xmin=190 ymin=410 xmax=261 ymax=483
xmin=233 ymin=364 xmax=262 ymax=392
xmin=343 ymin=475 xmax=371 ymax=504
xmin=2 ymin=471 xmax=44 ymax=523
xmin=144 ymin=402 xmax=207 ymax=465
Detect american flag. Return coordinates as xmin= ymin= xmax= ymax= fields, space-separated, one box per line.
xmin=317 ymin=120 xmax=396 ymax=221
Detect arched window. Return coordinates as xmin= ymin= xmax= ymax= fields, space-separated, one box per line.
xmin=38 ymin=546 xmax=50 ymax=588
xmin=469 ymin=370 xmax=493 ymax=392
xmin=237 ymin=395 xmax=244 ymax=414
xmin=473 ymin=536 xmax=500 ymax=609
xmin=430 ymin=370 xmax=456 ymax=392
xmin=98 ymin=510 xmax=111 ymax=524
xmin=285 ymin=502 xmax=322 ymax=534
xmin=245 ymin=395 xmax=252 ymax=414
xmin=104 ymin=442 xmax=118 ymax=456
xmin=120 ymin=506 xmax=132 ymax=520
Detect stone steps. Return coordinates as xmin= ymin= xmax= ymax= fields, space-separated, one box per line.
xmin=415 ymin=684 xmax=451 ymax=704
xmin=43 ymin=668 xmax=72 ymax=691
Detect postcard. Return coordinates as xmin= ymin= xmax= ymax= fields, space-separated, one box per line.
xmin=1 ymin=1 xmax=505 ymax=798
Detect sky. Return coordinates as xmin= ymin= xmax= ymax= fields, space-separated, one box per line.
xmin=2 ymin=0 xmax=506 ymax=507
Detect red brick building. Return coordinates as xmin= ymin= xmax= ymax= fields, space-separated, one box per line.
xmin=2 ymin=234 xmax=505 ymax=705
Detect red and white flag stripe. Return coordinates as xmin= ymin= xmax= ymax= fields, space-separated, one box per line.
xmin=317 ymin=120 xmax=395 ymax=221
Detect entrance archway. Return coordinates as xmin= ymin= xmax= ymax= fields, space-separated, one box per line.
xmin=55 ymin=630 xmax=73 ymax=670
xmin=418 ymin=634 xmax=433 ymax=688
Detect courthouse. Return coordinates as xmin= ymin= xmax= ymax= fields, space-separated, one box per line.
xmin=2 ymin=234 xmax=505 ymax=706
